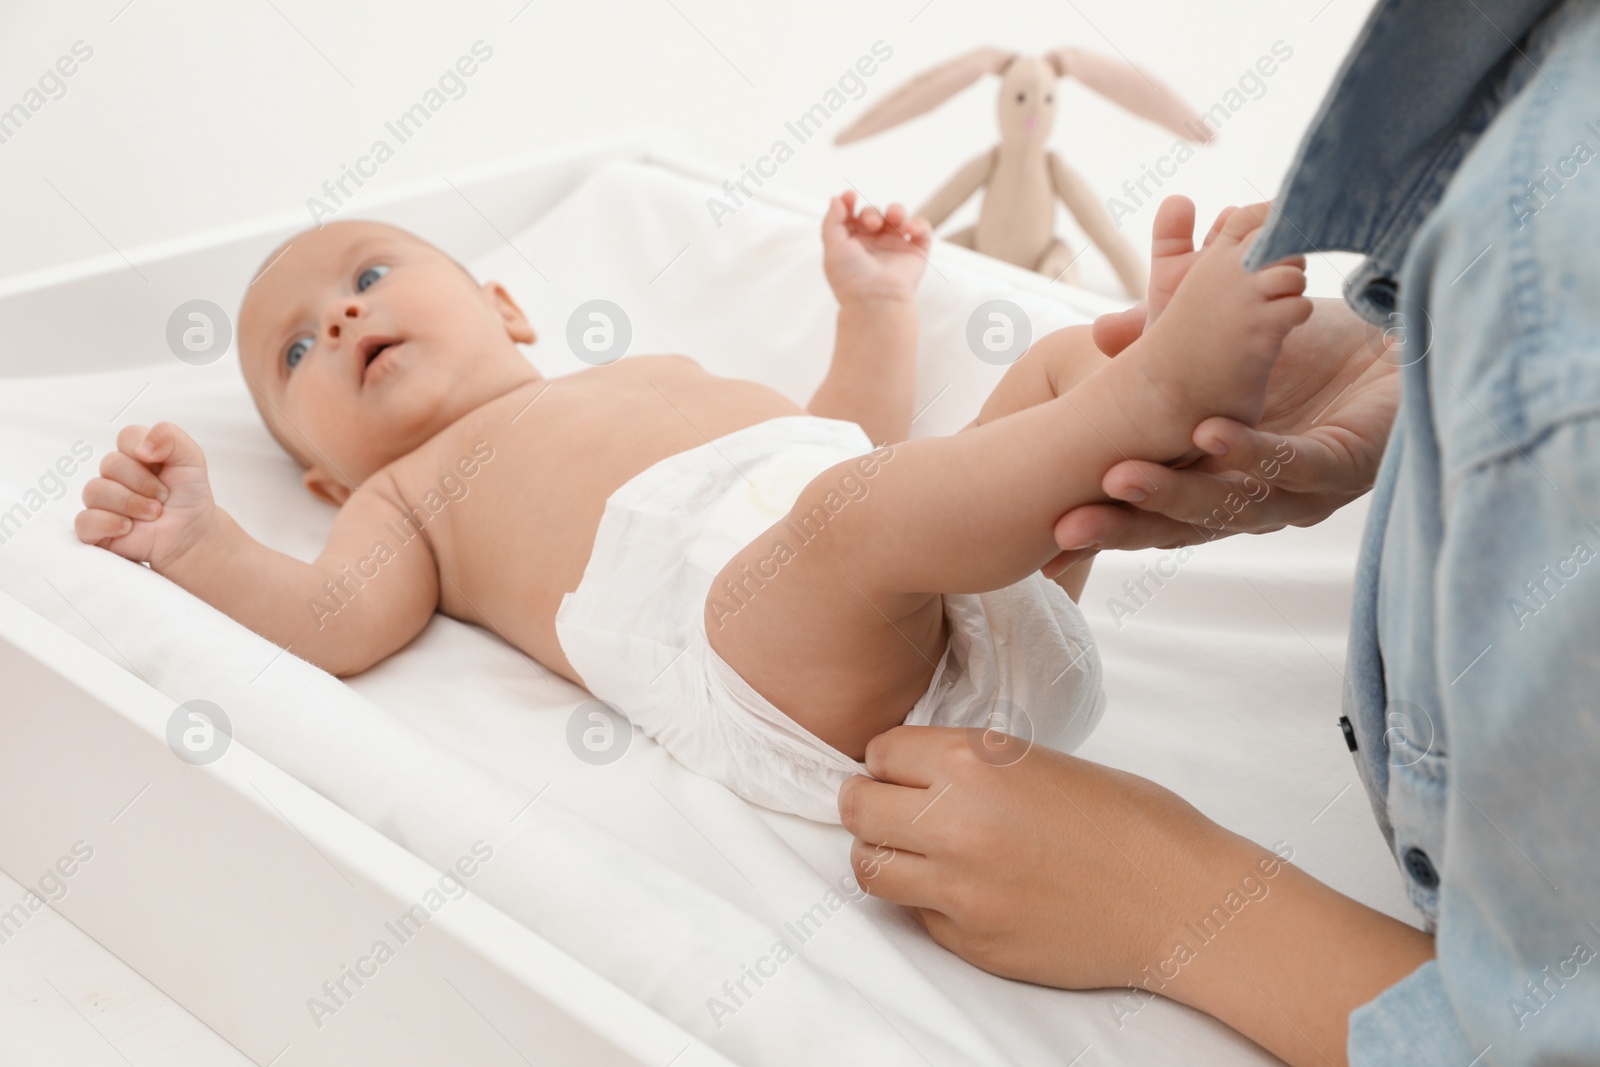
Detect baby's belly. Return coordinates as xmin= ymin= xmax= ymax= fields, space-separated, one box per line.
xmin=425 ymin=384 xmax=804 ymax=682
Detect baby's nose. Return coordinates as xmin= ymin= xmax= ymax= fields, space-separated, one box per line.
xmin=327 ymin=303 xmax=361 ymax=339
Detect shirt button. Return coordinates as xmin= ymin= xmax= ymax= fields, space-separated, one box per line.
xmin=1339 ymin=715 xmax=1358 ymax=752
xmin=1403 ymin=846 xmax=1439 ymax=889
xmin=1363 ymin=277 xmax=1398 ymax=311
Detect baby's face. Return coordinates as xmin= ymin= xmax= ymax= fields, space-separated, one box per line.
xmin=239 ymin=221 xmax=535 ymax=499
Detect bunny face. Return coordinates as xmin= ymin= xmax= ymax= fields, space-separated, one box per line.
xmin=996 ymin=56 xmax=1057 ymax=147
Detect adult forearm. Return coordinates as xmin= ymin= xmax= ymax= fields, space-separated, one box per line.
xmin=1154 ymin=832 xmax=1435 ymax=1067
xmin=841 ymin=733 xmax=1438 ymax=1067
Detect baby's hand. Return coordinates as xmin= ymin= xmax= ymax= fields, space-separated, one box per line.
xmin=76 ymin=422 xmax=218 ymax=572
xmin=822 ymin=191 xmax=933 ymax=306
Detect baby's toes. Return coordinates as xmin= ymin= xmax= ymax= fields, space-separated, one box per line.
xmin=1254 ymin=263 xmax=1308 ymax=300
xmin=1149 ymin=195 xmax=1196 ymax=258
xmin=1219 ymin=201 xmax=1274 ymax=243
xmin=1201 ymin=206 xmax=1237 ymax=249
xmin=1261 ymin=294 xmax=1315 ymax=337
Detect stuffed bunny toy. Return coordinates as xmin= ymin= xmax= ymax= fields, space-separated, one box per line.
xmin=834 ymin=47 xmax=1213 ymax=297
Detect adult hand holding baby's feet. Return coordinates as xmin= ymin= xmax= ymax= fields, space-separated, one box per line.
xmin=76 ymin=422 xmax=219 ymax=572
xmin=822 ymin=190 xmax=933 ymax=307
xmin=1042 ymin=196 xmax=1396 ymax=574
xmin=1120 ymin=199 xmax=1312 ymax=446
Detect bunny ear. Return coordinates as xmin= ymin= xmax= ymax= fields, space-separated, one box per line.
xmin=834 ymin=47 xmax=1016 ymax=144
xmin=1048 ymin=46 xmax=1213 ymax=143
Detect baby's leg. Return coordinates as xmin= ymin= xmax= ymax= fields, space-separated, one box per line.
xmin=966 ymin=197 xmax=1212 ymax=600
xmin=708 ymin=204 xmax=1309 ymax=759
xmin=963 ymin=327 xmax=1107 ymax=601
xmin=709 ymin=386 xmax=1149 ymax=759
xmin=966 ymin=326 xmax=1108 ymax=429
xmin=968 ymin=196 xmax=1207 ymax=430
xmin=697 ymin=331 xmax=1105 ymax=760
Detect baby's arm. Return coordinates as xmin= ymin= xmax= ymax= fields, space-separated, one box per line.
xmin=806 ymin=192 xmax=932 ymax=445
xmin=76 ymin=422 xmax=438 ymax=677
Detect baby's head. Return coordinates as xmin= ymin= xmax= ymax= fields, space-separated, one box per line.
xmin=238 ymin=221 xmax=537 ymax=504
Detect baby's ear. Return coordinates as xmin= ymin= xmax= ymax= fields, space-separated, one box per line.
xmin=303 ymin=467 xmax=352 ymax=507
xmin=484 ymin=281 xmax=535 ymax=344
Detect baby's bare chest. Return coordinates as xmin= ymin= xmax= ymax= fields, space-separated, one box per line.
xmin=385 ymin=361 xmax=801 ymax=620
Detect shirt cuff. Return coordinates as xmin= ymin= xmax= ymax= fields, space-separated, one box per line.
xmin=1348 ymin=960 xmax=1478 ymax=1065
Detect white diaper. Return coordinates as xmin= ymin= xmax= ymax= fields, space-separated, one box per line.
xmin=554 ymin=415 xmax=1106 ymax=822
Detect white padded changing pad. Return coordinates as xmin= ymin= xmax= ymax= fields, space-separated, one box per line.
xmin=0 ymin=159 xmax=1415 ymax=1066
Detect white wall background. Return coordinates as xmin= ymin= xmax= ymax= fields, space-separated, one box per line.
xmin=0 ymin=0 xmax=1377 ymax=299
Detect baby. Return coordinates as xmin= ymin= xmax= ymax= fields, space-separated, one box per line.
xmin=75 ymin=191 xmax=1308 ymax=822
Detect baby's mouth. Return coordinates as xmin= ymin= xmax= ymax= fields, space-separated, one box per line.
xmin=358 ymin=336 xmax=402 ymax=384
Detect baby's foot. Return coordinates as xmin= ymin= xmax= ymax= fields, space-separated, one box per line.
xmin=1093 ymin=197 xmax=1237 ymax=355
xmin=1120 ymin=202 xmax=1312 ymax=450
xmin=1146 ymin=196 xmax=1240 ymax=322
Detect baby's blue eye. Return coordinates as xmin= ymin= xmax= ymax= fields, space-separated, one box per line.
xmin=356 ymin=264 xmax=389 ymax=292
xmin=285 ymin=336 xmax=313 ymax=370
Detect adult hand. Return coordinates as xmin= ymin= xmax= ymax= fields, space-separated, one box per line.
xmin=840 ymin=727 xmax=1435 ymax=1066
xmin=840 ymin=727 xmax=1229 ymax=990
xmin=1043 ymin=295 xmax=1399 ymax=579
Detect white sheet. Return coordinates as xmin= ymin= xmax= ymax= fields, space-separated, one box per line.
xmin=0 ymin=160 xmax=1416 ymax=1066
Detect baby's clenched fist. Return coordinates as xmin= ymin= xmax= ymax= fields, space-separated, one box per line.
xmin=76 ymin=421 xmax=218 ymax=572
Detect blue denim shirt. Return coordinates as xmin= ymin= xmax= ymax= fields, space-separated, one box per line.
xmin=1249 ymin=0 xmax=1600 ymax=1062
